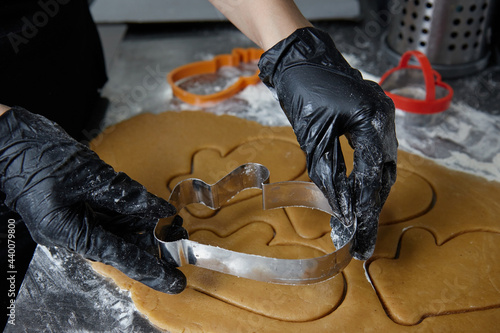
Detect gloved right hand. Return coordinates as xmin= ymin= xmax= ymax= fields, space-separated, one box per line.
xmin=0 ymin=106 xmax=187 ymax=294
xmin=258 ymin=27 xmax=398 ymax=260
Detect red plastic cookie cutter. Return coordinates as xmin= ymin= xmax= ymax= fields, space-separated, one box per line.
xmin=167 ymin=48 xmax=264 ymax=106
xmin=379 ymin=50 xmax=453 ymax=114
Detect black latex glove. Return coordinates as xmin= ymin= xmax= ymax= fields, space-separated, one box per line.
xmin=258 ymin=27 xmax=398 ymax=260
xmin=0 ymin=106 xmax=186 ymax=293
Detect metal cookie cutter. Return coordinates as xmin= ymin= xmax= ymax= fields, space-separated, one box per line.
xmin=167 ymin=48 xmax=263 ymax=106
xmin=154 ymin=164 xmax=355 ymax=285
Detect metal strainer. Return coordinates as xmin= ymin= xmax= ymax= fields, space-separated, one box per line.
xmin=385 ymin=0 xmax=496 ymax=78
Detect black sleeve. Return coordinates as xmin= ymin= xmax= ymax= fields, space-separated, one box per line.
xmin=0 ymin=0 xmax=107 ymax=140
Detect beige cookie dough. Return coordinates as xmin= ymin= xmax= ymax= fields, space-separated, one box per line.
xmin=369 ymin=229 xmax=500 ymax=325
xmin=91 ymin=111 xmax=500 ymax=332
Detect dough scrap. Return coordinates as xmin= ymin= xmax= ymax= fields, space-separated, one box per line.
xmin=91 ymin=111 xmax=500 ymax=332
xmin=368 ymin=229 xmax=500 ymax=325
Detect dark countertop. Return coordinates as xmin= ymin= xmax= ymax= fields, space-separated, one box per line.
xmin=5 ymin=18 xmax=500 ymax=332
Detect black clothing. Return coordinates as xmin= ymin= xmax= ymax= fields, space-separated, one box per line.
xmin=1 ymin=3 xmax=108 ymax=327
xmin=0 ymin=0 xmax=107 ymax=140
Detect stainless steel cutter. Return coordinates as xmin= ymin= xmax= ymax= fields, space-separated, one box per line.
xmin=154 ymin=163 xmax=355 ymax=285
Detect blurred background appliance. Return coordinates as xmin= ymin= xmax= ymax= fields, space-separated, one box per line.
xmin=385 ymin=0 xmax=497 ymax=78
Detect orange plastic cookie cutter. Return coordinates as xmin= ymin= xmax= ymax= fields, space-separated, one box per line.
xmin=167 ymin=48 xmax=264 ymax=106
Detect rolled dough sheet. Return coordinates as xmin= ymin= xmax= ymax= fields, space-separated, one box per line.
xmin=90 ymin=111 xmax=500 ymax=332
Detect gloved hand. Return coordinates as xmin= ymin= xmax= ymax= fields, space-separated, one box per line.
xmin=0 ymin=106 xmax=186 ymax=293
xmin=258 ymin=27 xmax=398 ymax=260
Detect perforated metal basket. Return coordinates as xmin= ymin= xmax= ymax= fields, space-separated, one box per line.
xmin=385 ymin=0 xmax=496 ymax=78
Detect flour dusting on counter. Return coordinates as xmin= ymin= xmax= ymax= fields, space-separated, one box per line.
xmin=169 ymin=56 xmax=500 ymax=182
xmin=6 ymin=247 xmax=161 ymax=333
xmin=166 ymin=58 xmax=289 ymax=127
xmin=356 ymin=67 xmax=500 ymax=182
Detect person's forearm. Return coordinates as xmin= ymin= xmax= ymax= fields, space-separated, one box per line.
xmin=0 ymin=104 xmax=10 ymax=116
xmin=209 ymin=0 xmax=312 ymax=50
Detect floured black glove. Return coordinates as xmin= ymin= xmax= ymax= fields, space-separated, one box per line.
xmin=259 ymin=27 xmax=397 ymax=260
xmin=0 ymin=106 xmax=186 ymax=293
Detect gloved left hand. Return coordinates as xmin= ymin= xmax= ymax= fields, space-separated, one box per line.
xmin=0 ymin=106 xmax=187 ymax=294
